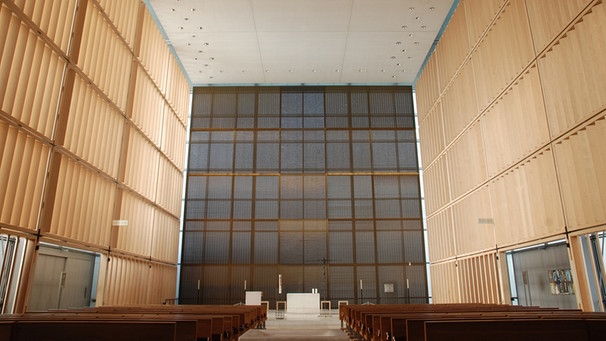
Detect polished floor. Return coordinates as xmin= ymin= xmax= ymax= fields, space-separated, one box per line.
xmin=239 ymin=310 xmax=350 ymax=340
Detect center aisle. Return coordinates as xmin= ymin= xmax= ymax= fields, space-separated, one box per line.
xmin=239 ymin=310 xmax=349 ymax=340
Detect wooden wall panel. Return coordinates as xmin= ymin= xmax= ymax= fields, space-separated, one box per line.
xmin=49 ymin=155 xmax=115 ymax=245
xmin=463 ymin=0 xmax=507 ymax=48
xmin=441 ymin=60 xmax=478 ymax=144
xmin=0 ymin=121 xmax=50 ymax=229
xmin=525 ymin=0 xmax=593 ymax=54
xmin=139 ymin=9 xmax=170 ymax=94
xmin=555 ymin=115 xmax=606 ymax=229
xmin=12 ymin=0 xmax=77 ymax=53
xmin=147 ymin=263 xmax=177 ymax=303
xmin=447 ymin=122 xmax=486 ymax=198
xmin=65 ymin=75 xmax=124 ymax=177
xmin=96 ymin=0 xmax=139 ymax=49
xmin=132 ymin=65 xmax=164 ymax=145
xmin=116 ymin=192 xmax=154 ymax=256
xmin=418 ymin=101 xmax=444 ymax=166
xmin=151 ymin=209 xmax=180 ymax=263
xmin=415 ymin=53 xmax=440 ymax=122
xmin=435 ymin=3 xmax=470 ymax=94
xmin=78 ymin=3 xmax=131 ymax=111
xmin=430 ymin=261 xmax=459 ymax=303
xmin=124 ymin=129 xmax=160 ymax=201
xmin=480 ymin=65 xmax=550 ymax=177
xmin=161 ymin=105 xmax=187 ymax=170
xmin=0 ymin=9 xmax=65 ymax=138
xmin=426 ymin=207 xmax=455 ymax=262
xmin=423 ymin=154 xmax=450 ymax=215
xmin=458 ymin=254 xmax=500 ymax=303
xmin=490 ymin=149 xmax=565 ymax=246
xmin=104 ymin=255 xmax=150 ymax=305
xmin=165 ymin=53 xmax=190 ymax=124
xmin=156 ymin=156 xmax=183 ymax=217
xmin=452 ymin=186 xmax=494 ymax=255
xmin=472 ymin=0 xmax=535 ymax=112
xmin=538 ymin=2 xmax=606 ymax=137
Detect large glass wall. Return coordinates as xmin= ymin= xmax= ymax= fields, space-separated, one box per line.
xmin=180 ymin=86 xmax=427 ymax=306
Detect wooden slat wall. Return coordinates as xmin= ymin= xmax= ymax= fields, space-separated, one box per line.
xmin=555 ymin=115 xmax=606 ymax=229
xmin=417 ymin=0 xmax=606 ymax=305
xmin=0 ymin=0 xmax=189 ymax=309
xmin=64 ymin=75 xmax=124 ymax=177
xmin=49 ymin=155 xmax=115 ymax=246
xmin=0 ymin=121 xmax=50 ymax=229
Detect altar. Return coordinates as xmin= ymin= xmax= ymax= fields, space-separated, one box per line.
xmin=286 ymin=293 xmax=320 ymax=314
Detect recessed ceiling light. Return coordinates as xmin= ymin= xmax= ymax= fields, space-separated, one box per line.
xmin=209 ymin=57 xmax=214 ymax=60
xmin=265 ymin=70 xmax=270 ymax=73
xmin=198 ymin=50 xmax=203 ymax=53
xmin=409 ymin=7 xmax=414 ymax=10
xmin=381 ymin=69 xmax=386 ymax=72
xmin=204 ymin=42 xmax=209 ymax=46
xmin=429 ymin=7 xmax=435 ymax=11
xmin=408 ymin=33 xmax=413 ymax=37
xmin=390 ymin=56 xmax=396 ymax=59
xmin=414 ymin=41 xmax=420 ymax=45
xmin=184 ymin=17 xmax=189 ymax=20
xmin=396 ymin=41 xmax=402 ymax=45
xmin=194 ymin=57 xmax=198 ymax=60
xmin=396 ymin=63 xmax=401 ymax=66
xmin=421 ymin=25 xmax=427 ymax=29
xmin=335 ymin=69 xmax=341 ymax=73
xmin=289 ymin=69 xmax=294 ymax=73
xmin=392 ymin=75 xmax=397 ymax=79
xmin=415 ymin=16 xmax=420 ymax=20
xmin=191 ymin=8 xmax=196 ymax=11
xmin=186 ymin=43 xmax=191 ymax=46
xmin=198 ymin=26 xmax=203 ymax=30
xmin=312 ymin=69 xmax=317 ymax=73
xmin=179 ymin=26 xmax=184 ymax=30
xmin=401 ymin=25 xmax=408 ymax=29
xmin=170 ymin=8 xmax=175 ymax=12
xmin=402 ymin=49 xmax=407 ymax=52
xmin=358 ymin=69 xmax=363 ymax=72
xmin=192 ymin=34 xmax=196 ymax=38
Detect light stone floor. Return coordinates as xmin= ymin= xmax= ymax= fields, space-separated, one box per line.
xmin=239 ymin=310 xmax=351 ymax=340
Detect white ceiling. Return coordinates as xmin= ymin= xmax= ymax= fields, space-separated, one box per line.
xmin=146 ymin=0 xmax=456 ymax=86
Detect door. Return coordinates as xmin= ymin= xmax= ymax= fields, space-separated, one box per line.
xmin=28 ymin=245 xmax=95 ymax=311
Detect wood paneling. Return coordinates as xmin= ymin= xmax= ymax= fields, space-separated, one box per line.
xmin=418 ymin=0 xmax=603 ymax=304
xmin=435 ymin=3 xmax=470 ymax=94
xmin=472 ymin=0 xmax=535 ymax=111
xmin=415 ymin=53 xmax=440 ymax=122
xmin=447 ymin=122 xmax=486 ymax=198
xmin=96 ymin=0 xmax=139 ymax=49
xmin=423 ymin=154 xmax=450 ymax=215
xmin=418 ymin=101 xmax=444 ymax=166
xmin=426 ymin=207 xmax=455 ymax=262
xmin=441 ymin=60 xmax=478 ymax=145
xmin=65 ymin=75 xmax=124 ymax=177
xmin=49 ymin=155 xmax=115 ymax=246
xmin=115 ymin=192 xmax=154 ymax=256
xmin=0 ymin=0 xmax=189 ymax=308
xmin=452 ymin=186 xmax=494 ymax=255
xmin=151 ymin=210 xmax=180 ymax=263
xmin=489 ymin=149 xmax=565 ymax=246
xmin=525 ymin=0 xmax=593 ymax=54
xmin=0 ymin=121 xmax=50 ymax=229
xmin=463 ymin=0 xmax=507 ymax=48
xmin=12 ymin=0 xmax=77 ymax=53
xmin=0 ymin=5 xmax=65 ymax=138
xmin=429 ymin=261 xmax=459 ymax=303
xmin=458 ymin=253 xmax=500 ymax=303
xmin=480 ymin=65 xmax=550 ymax=177
xmin=78 ymin=2 xmax=131 ymax=111
xmin=555 ymin=115 xmax=606 ymax=229
xmin=124 ymin=129 xmax=160 ymax=201
xmin=538 ymin=1 xmax=606 ymax=137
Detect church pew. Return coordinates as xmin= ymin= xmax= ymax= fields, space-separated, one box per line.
xmin=0 ymin=319 xmax=197 ymax=341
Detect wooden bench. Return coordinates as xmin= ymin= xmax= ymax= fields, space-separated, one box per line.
xmin=0 ymin=319 xmax=197 ymax=341
xmin=1 ymin=304 xmax=268 ymax=341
